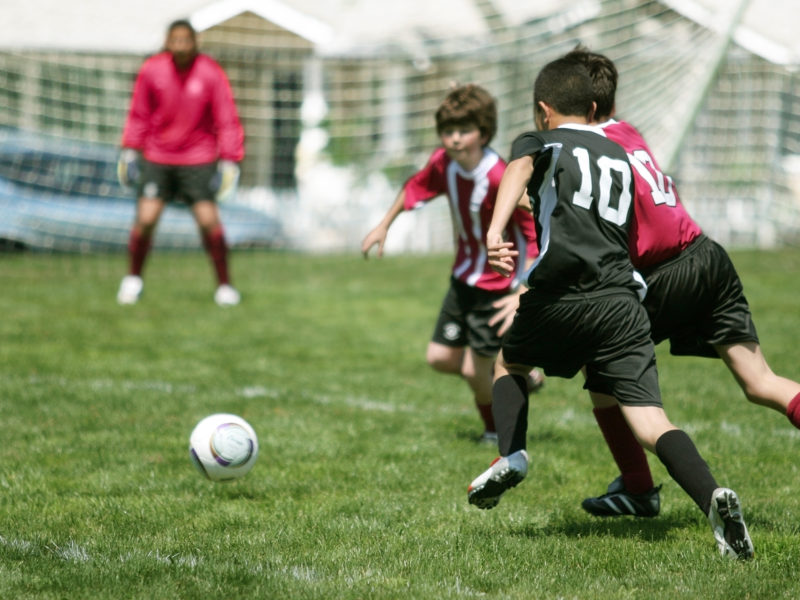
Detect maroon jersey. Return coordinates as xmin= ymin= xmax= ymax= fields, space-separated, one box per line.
xmin=403 ymin=147 xmax=538 ymax=292
xmin=122 ymin=52 xmax=244 ymax=165
xmin=599 ymin=120 xmax=701 ymax=269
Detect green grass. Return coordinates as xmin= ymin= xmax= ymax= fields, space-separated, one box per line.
xmin=1 ymin=248 xmax=799 ymax=599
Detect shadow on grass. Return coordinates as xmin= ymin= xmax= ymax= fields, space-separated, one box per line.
xmin=508 ymin=508 xmax=697 ymax=543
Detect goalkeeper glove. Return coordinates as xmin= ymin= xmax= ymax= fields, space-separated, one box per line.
xmin=211 ymin=160 xmax=240 ymax=203
xmin=117 ymin=148 xmax=141 ymax=188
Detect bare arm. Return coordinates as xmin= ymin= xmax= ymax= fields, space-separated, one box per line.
xmin=489 ymin=231 xmax=535 ymax=336
xmin=361 ymin=188 xmax=407 ymax=258
xmin=487 ymin=155 xmax=534 ymax=277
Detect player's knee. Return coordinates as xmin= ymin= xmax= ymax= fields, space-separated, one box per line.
xmin=135 ymin=222 xmax=157 ymax=237
xmin=426 ymin=352 xmax=459 ymax=374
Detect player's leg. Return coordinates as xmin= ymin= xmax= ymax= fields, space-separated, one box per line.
xmin=589 ymin=389 xmax=654 ymax=492
xmin=117 ymin=195 xmax=165 ymax=304
xmin=181 ymin=163 xmax=239 ymax=305
xmin=425 ymin=341 xmax=464 ymax=375
xmin=467 ymin=354 xmax=530 ymax=509
xmin=427 ymin=341 xmax=496 ymax=440
xmin=460 ymin=347 xmax=496 ymax=442
xmin=580 ymin=387 xmax=659 ymax=518
xmin=681 ymin=238 xmax=800 ymax=421
xmin=191 ymin=200 xmax=239 ymax=306
xmin=130 ymin=195 xmax=165 ymax=272
xmin=716 ymin=341 xmax=800 ymax=426
xmin=620 ymin=403 xmax=753 ymax=559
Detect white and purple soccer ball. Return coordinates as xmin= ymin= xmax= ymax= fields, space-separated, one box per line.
xmin=189 ymin=413 xmax=258 ymax=481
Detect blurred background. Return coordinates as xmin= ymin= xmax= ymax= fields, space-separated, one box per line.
xmin=1 ymin=0 xmax=798 ymax=254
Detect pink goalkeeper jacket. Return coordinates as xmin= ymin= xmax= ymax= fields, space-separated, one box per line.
xmin=121 ymin=52 xmax=244 ymax=165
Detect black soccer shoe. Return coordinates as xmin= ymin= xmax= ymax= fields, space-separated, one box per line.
xmin=581 ymin=475 xmax=661 ymax=518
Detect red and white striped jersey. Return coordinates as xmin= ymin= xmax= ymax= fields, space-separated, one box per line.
xmin=599 ymin=119 xmax=702 ymax=269
xmin=403 ymin=147 xmax=538 ymax=292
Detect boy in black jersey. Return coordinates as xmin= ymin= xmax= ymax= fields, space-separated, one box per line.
xmin=466 ymin=58 xmax=753 ymax=560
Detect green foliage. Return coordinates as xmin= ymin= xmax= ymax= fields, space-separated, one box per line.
xmin=0 ymin=249 xmax=799 ymax=599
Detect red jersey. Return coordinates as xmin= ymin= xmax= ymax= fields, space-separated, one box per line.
xmin=121 ymin=52 xmax=244 ymax=165
xmin=403 ymin=147 xmax=538 ymax=292
xmin=599 ymin=119 xmax=701 ymax=269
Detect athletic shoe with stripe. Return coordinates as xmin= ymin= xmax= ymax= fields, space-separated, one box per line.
xmin=708 ymin=487 xmax=754 ymax=560
xmin=467 ymin=449 xmax=528 ymax=510
xmin=581 ymin=476 xmax=661 ymax=518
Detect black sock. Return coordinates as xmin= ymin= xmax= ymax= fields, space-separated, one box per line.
xmin=492 ymin=374 xmax=529 ymax=456
xmin=655 ymin=429 xmax=718 ymax=514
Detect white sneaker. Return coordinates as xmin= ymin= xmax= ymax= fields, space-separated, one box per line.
xmin=708 ymin=487 xmax=754 ymax=560
xmin=214 ymin=284 xmax=241 ymax=306
xmin=117 ymin=275 xmax=143 ymax=305
xmin=467 ymin=449 xmax=528 ymax=510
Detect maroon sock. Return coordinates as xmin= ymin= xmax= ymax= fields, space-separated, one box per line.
xmin=476 ymin=402 xmax=495 ymax=432
xmin=202 ymin=225 xmax=230 ymax=285
xmin=593 ymin=405 xmax=654 ymax=494
xmin=787 ymin=392 xmax=800 ymax=429
xmin=128 ymin=229 xmax=151 ymax=276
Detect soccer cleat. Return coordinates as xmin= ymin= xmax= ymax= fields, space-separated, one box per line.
xmin=214 ymin=284 xmax=241 ymax=306
xmin=708 ymin=487 xmax=754 ymax=560
xmin=581 ymin=475 xmax=661 ymax=518
xmin=117 ymin=275 xmax=143 ymax=305
xmin=467 ymin=449 xmax=528 ymax=509
xmin=478 ymin=430 xmax=498 ymax=446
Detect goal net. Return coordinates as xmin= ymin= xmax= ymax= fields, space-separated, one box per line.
xmin=1 ymin=0 xmax=798 ymax=254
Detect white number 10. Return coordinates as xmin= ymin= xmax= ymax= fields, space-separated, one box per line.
xmin=628 ymin=149 xmax=677 ymax=206
xmin=571 ymin=147 xmax=632 ymax=226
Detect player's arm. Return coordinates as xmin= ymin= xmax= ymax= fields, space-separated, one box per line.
xmin=487 ymin=155 xmax=534 ymax=277
xmin=361 ymin=188 xmax=406 ymax=259
xmin=118 ymin=68 xmax=151 ymax=188
xmin=211 ymin=63 xmax=245 ymax=163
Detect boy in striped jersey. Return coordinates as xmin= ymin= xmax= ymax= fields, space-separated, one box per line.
xmin=361 ymin=84 xmax=540 ymax=444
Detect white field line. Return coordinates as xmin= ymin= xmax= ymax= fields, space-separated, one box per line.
xmin=14 ymin=374 xmax=800 ymax=438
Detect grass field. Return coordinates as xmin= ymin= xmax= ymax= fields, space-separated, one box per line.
xmin=1 ymin=248 xmax=799 ymax=599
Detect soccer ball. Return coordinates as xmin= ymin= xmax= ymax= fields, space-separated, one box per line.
xmin=189 ymin=413 xmax=259 ymax=481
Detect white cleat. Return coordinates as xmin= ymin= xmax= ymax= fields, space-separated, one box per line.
xmin=117 ymin=275 xmax=143 ymax=305
xmin=467 ymin=449 xmax=529 ymax=509
xmin=214 ymin=284 xmax=241 ymax=306
xmin=708 ymin=487 xmax=754 ymax=560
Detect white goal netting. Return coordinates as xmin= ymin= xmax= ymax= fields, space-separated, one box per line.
xmin=1 ymin=0 xmax=798 ymax=253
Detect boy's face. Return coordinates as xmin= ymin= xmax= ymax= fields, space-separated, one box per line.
xmin=439 ymin=123 xmax=487 ymax=168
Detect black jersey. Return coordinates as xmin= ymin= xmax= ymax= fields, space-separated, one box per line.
xmin=511 ymin=124 xmax=644 ymax=297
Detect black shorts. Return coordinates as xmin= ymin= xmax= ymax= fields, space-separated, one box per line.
xmin=431 ymin=277 xmax=507 ymax=357
xmin=641 ymin=235 xmax=758 ymax=358
xmin=137 ymin=160 xmax=218 ymax=205
xmin=504 ymin=289 xmax=661 ymax=407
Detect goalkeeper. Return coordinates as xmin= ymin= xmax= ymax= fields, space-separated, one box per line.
xmin=116 ymin=19 xmax=244 ymax=306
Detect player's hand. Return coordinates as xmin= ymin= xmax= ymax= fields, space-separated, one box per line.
xmin=117 ymin=148 xmax=141 ymax=188
xmin=489 ymin=291 xmax=523 ymax=336
xmin=212 ymin=160 xmax=241 ymax=203
xmin=361 ymin=227 xmax=388 ymax=259
xmin=487 ymin=233 xmax=518 ymax=277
